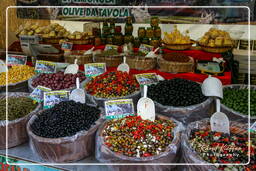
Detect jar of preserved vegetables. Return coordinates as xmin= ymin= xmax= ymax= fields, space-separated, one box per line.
xmin=94 ymin=37 xmax=102 ymax=46
xmin=150 ymin=38 xmax=160 ymax=48
xmin=125 ymin=24 xmax=133 ymax=35
xmin=106 ymin=35 xmax=113 ymax=45
xmin=124 ymin=35 xmax=134 ymax=44
xmin=142 ymin=38 xmax=149 ymax=45
xmin=138 ymin=27 xmax=146 ymax=38
xmin=151 ymin=17 xmax=159 ymax=27
xmin=154 ymin=26 xmax=161 ymax=38
xmin=114 ymin=33 xmax=123 ymax=46
xmin=103 ymin=26 xmax=110 ymax=36
xmin=126 ymin=16 xmax=133 ymax=25
xmin=146 ymin=27 xmax=154 ymax=39
xmin=101 ymin=36 xmax=107 ymax=45
xmin=134 ymin=37 xmax=141 ymax=48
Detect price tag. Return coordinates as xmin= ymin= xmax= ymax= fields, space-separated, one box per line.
xmin=19 ymin=35 xmax=41 ymax=44
xmin=104 ymin=44 xmax=119 ymax=51
xmin=210 ymin=112 xmax=230 ymax=134
xmin=43 ymin=90 xmax=70 ymax=109
xmin=135 ymin=73 xmax=159 ymax=85
xmin=29 ymin=86 xmax=51 ymax=103
xmin=61 ymin=42 xmax=73 ymax=51
xmin=105 ymin=99 xmax=134 ymax=119
xmin=138 ymin=44 xmax=153 ymax=55
xmin=250 ymin=122 xmax=256 ymax=133
xmin=84 ymin=63 xmax=106 ymax=77
xmin=7 ymin=54 xmax=27 ymax=66
xmin=35 ymin=60 xmax=57 ymax=74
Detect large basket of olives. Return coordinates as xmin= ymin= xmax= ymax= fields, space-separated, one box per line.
xmin=94 ymin=49 xmax=123 ymax=67
xmin=126 ymin=55 xmax=157 ymax=70
xmin=221 ymin=84 xmax=256 ymax=122
xmin=0 ymin=92 xmax=41 ymax=149
xmin=64 ymin=50 xmax=93 ymax=65
xmin=27 ymin=101 xmax=103 ymax=162
xmin=182 ymin=119 xmax=254 ymax=171
xmin=96 ymin=114 xmax=182 ymax=171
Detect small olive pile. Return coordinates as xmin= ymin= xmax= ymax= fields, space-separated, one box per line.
xmin=0 ymin=97 xmax=37 ymax=121
xmin=148 ymin=78 xmax=207 ymax=107
xmin=31 ymin=101 xmax=100 ymax=138
xmin=103 ymin=116 xmax=176 ymax=157
xmin=86 ymin=71 xmax=139 ymax=98
xmin=163 ymin=52 xmax=190 ymax=62
xmin=222 ymin=87 xmax=256 ymax=116
xmin=32 ymin=71 xmax=86 ymax=90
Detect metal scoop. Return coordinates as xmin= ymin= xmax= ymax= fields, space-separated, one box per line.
xmin=137 ymin=85 xmax=155 ymax=121
xmin=70 ymin=77 xmax=85 ymax=104
xmin=145 ymin=47 xmax=159 ymax=58
xmin=64 ymin=59 xmax=78 ymax=74
xmin=117 ymin=56 xmax=130 ymax=73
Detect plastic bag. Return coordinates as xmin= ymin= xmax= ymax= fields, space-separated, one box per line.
xmin=27 ymin=108 xmax=104 ymax=163
xmin=83 ymin=78 xmax=141 ymax=108
xmin=0 ymin=92 xmax=41 ymax=149
xmin=181 ymin=118 xmax=248 ymax=171
xmin=95 ymin=115 xmax=184 ymax=171
xmin=154 ymin=97 xmax=213 ymax=125
xmin=221 ymin=84 xmax=256 ymax=123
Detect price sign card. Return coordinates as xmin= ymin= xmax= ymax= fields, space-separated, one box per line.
xmin=250 ymin=122 xmax=256 ymax=133
xmin=135 ymin=73 xmax=159 ymax=85
xmin=35 ymin=60 xmax=56 ymax=74
xmin=43 ymin=90 xmax=70 ymax=109
xmin=7 ymin=54 xmax=27 ymax=66
xmin=104 ymin=44 xmax=119 ymax=51
xmin=61 ymin=42 xmax=73 ymax=51
xmin=138 ymin=44 xmax=153 ymax=55
xmin=105 ymin=99 xmax=134 ymax=119
xmin=19 ymin=35 xmax=41 ymax=44
xmin=84 ymin=63 xmax=106 ymax=77
xmin=29 ymin=86 xmax=51 ymax=103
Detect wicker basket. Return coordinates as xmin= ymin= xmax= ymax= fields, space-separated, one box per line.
xmin=65 ymin=51 xmax=93 ymax=65
xmin=158 ymin=56 xmax=194 ymax=73
xmin=199 ymin=45 xmax=232 ymax=53
xmin=68 ymin=39 xmax=90 ymax=45
xmin=126 ymin=56 xmax=157 ymax=70
xmin=94 ymin=54 xmax=123 ymax=67
xmin=42 ymin=38 xmax=61 ymax=44
xmin=164 ymin=42 xmax=194 ymax=50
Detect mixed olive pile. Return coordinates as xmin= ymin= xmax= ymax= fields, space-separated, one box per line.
xmin=86 ymin=71 xmax=139 ymax=98
xmin=32 ymin=71 xmax=86 ymax=90
xmin=189 ymin=129 xmax=255 ymax=170
xmin=163 ymin=52 xmax=190 ymax=62
xmin=222 ymin=87 xmax=256 ymax=116
xmin=31 ymin=101 xmax=100 ymax=138
xmin=0 ymin=65 xmax=35 ymax=86
xmin=148 ymin=78 xmax=207 ymax=107
xmin=103 ymin=116 xmax=176 ymax=157
xmin=0 ymin=97 xmax=37 ymax=121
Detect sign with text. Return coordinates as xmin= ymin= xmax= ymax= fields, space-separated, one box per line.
xmin=43 ymin=90 xmax=70 ymax=109
xmin=135 ymin=73 xmax=159 ymax=85
xmin=19 ymin=35 xmax=41 ymax=44
xmin=29 ymin=86 xmax=52 ymax=103
xmin=61 ymin=42 xmax=73 ymax=51
xmin=7 ymin=54 xmax=27 ymax=66
xmin=84 ymin=63 xmax=106 ymax=77
xmin=105 ymin=99 xmax=134 ymax=119
xmin=35 ymin=60 xmax=57 ymax=74
xmin=104 ymin=44 xmax=119 ymax=51
xmin=138 ymin=44 xmax=154 ymax=55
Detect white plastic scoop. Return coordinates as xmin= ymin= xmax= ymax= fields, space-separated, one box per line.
xmin=0 ymin=60 xmax=7 ymax=73
xmin=64 ymin=59 xmax=79 ymax=74
xmin=145 ymin=47 xmax=159 ymax=58
xmin=84 ymin=47 xmax=95 ymax=55
xmin=137 ymin=85 xmax=155 ymax=121
xmin=117 ymin=56 xmax=130 ymax=73
xmin=70 ymin=77 xmax=85 ymax=104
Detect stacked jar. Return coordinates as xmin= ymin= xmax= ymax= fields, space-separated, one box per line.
xmin=124 ymin=16 xmax=134 ymax=44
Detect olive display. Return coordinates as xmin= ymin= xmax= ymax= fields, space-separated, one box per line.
xmin=32 ymin=71 xmax=86 ymax=90
xmin=31 ymin=101 xmax=100 ymax=138
xmin=0 ymin=97 xmax=37 ymax=121
xmin=222 ymin=87 xmax=256 ymax=116
xmin=148 ymin=78 xmax=207 ymax=107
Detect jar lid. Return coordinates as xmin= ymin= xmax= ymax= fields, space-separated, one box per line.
xmin=147 ymin=27 xmax=153 ymax=30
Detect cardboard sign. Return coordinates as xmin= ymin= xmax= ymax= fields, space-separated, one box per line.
xmin=7 ymin=54 xmax=27 ymax=66
xmin=43 ymin=90 xmax=70 ymax=109
xmin=138 ymin=44 xmax=154 ymax=55
xmin=105 ymin=99 xmax=134 ymax=119
xmin=104 ymin=44 xmax=119 ymax=51
xmin=35 ymin=60 xmax=57 ymax=74
xmin=61 ymin=42 xmax=73 ymax=51
xmin=210 ymin=112 xmax=230 ymax=134
xmin=250 ymin=122 xmax=256 ymax=133
xmin=135 ymin=73 xmax=159 ymax=85
xmin=29 ymin=86 xmax=51 ymax=103
xmin=84 ymin=63 xmax=106 ymax=77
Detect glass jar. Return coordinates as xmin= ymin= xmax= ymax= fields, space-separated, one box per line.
xmin=103 ymin=20 xmax=108 ymax=27
xmin=142 ymin=38 xmax=149 ymax=45
xmin=106 ymin=35 xmax=113 ymax=45
xmin=126 ymin=16 xmax=133 ymax=25
xmin=124 ymin=35 xmax=134 ymax=44
xmin=154 ymin=26 xmax=161 ymax=38
xmin=94 ymin=37 xmax=102 ymax=46
xmin=101 ymin=36 xmax=107 ymax=45
xmin=150 ymin=38 xmax=160 ymax=48
xmin=115 ymin=26 xmax=122 ymax=34
xmin=103 ymin=26 xmax=110 ymax=36
xmin=138 ymin=27 xmax=146 ymax=38
xmin=114 ymin=33 xmax=123 ymax=46
xmin=125 ymin=24 xmax=133 ymax=35
xmin=92 ymin=28 xmax=101 ymax=37
xmin=146 ymin=27 xmax=154 ymax=39
xmin=134 ymin=37 xmax=141 ymax=48
xmin=151 ymin=17 xmax=159 ymax=27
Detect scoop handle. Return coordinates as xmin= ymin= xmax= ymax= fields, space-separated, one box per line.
xmin=216 ymin=98 xmax=220 ymax=113
xmin=76 ymin=77 xmax=80 ymax=89
xmin=74 ymin=59 xmax=78 ymax=65
xmin=123 ymin=56 xmax=126 ymax=64
xmin=154 ymin=47 xmax=159 ymax=53
xmin=143 ymin=85 xmax=148 ymax=98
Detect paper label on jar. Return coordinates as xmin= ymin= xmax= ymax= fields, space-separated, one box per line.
xmin=250 ymin=122 xmax=256 ymax=133
xmin=61 ymin=42 xmax=73 ymax=51
xmin=7 ymin=54 xmax=27 ymax=66
xmin=135 ymin=73 xmax=159 ymax=85
xmin=210 ymin=112 xmax=230 ymax=134
xmin=104 ymin=44 xmax=118 ymax=51
xmin=29 ymin=86 xmax=51 ymax=103
xmin=105 ymin=99 xmax=135 ymax=119
xmin=138 ymin=44 xmax=153 ymax=55
xmin=35 ymin=60 xmax=57 ymax=74
xmin=43 ymin=90 xmax=70 ymax=109
xmin=84 ymin=63 xmax=106 ymax=77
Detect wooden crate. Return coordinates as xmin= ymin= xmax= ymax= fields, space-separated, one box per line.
xmin=232 ymin=49 xmax=256 ymax=74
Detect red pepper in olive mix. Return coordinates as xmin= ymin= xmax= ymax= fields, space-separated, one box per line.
xmin=85 ymin=71 xmax=139 ymax=98
xmin=102 ymin=116 xmax=176 ymax=157
xmin=189 ymin=129 xmax=256 ymax=170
